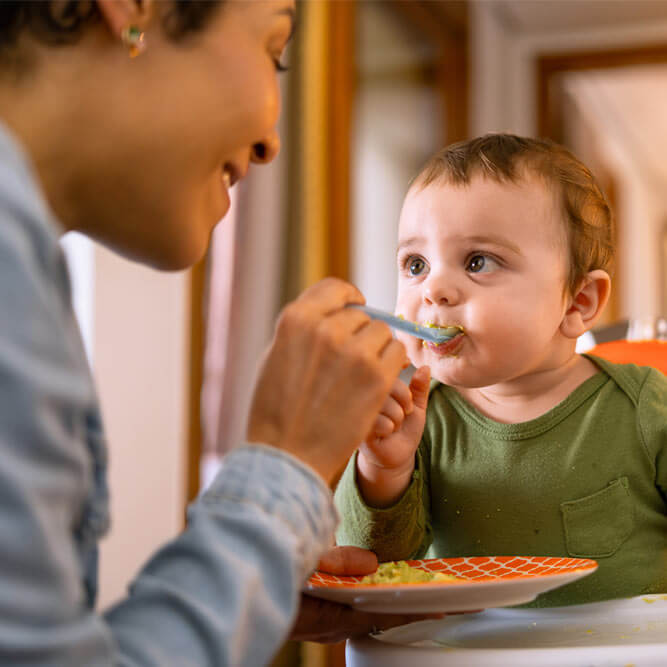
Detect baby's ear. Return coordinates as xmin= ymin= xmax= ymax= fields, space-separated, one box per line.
xmin=560 ymin=270 xmax=611 ymax=339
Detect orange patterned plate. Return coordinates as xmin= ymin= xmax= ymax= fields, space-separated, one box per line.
xmin=304 ymin=556 xmax=597 ymax=613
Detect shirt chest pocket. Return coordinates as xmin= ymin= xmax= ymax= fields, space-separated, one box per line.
xmin=560 ymin=477 xmax=635 ymax=558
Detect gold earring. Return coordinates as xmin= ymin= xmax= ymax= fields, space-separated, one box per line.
xmin=120 ymin=25 xmax=146 ymax=58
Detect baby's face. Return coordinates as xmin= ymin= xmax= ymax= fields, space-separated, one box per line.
xmin=395 ymin=173 xmax=572 ymax=389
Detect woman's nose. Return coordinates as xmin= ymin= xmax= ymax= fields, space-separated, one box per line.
xmin=251 ymin=130 xmax=280 ymax=165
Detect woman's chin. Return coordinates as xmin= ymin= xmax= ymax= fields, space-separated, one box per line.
xmin=113 ymin=236 xmax=209 ymax=272
xmin=157 ymin=239 xmax=209 ymax=271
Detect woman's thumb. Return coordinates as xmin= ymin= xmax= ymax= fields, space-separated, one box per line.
xmin=409 ymin=365 xmax=431 ymax=410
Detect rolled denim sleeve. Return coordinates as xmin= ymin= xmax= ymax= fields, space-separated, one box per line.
xmin=106 ymin=445 xmax=337 ymax=667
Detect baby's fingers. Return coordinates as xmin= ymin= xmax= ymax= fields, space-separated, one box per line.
xmin=388 ymin=377 xmax=413 ymax=416
xmin=409 ymin=365 xmax=431 ymax=411
xmin=381 ymin=394 xmax=409 ymax=430
xmin=370 ymin=414 xmax=396 ymax=438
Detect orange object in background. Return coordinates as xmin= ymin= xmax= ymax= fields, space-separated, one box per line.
xmin=589 ymin=340 xmax=667 ymax=375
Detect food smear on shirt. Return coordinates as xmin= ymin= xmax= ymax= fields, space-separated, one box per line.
xmin=361 ymin=561 xmax=459 ymax=584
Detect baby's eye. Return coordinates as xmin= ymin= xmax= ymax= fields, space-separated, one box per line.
xmin=407 ymin=257 xmax=427 ymax=276
xmin=466 ymin=254 xmax=499 ymax=273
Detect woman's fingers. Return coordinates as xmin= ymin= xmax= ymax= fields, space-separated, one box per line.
xmin=294 ymin=276 xmax=365 ymax=316
xmin=290 ymin=594 xmax=445 ymax=644
xmin=247 ymin=278 xmax=408 ymax=484
xmin=380 ymin=338 xmax=410 ymax=375
xmin=317 ymin=546 xmax=378 ymax=575
xmin=316 ymin=305 xmax=371 ymax=347
xmin=346 ymin=318 xmax=395 ymax=357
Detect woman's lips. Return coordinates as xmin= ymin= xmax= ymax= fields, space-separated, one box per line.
xmin=426 ymin=332 xmax=465 ymax=356
xmin=222 ymin=162 xmax=242 ymax=187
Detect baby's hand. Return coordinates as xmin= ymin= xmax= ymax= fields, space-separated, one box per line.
xmin=357 ymin=366 xmax=431 ymax=507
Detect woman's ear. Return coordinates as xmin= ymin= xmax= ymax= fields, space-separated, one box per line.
xmin=560 ymin=269 xmax=611 ymax=339
xmin=97 ymin=1 xmax=152 ymax=40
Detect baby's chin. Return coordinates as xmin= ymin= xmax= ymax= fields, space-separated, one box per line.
xmin=421 ymin=354 xmax=488 ymax=389
xmin=405 ymin=340 xmax=487 ymax=388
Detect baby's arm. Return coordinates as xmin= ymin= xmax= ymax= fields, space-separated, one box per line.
xmin=356 ymin=366 xmax=431 ymax=507
xmin=334 ymin=442 xmax=432 ymax=562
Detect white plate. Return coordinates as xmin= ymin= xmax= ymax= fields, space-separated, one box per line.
xmin=304 ymin=556 xmax=597 ymax=613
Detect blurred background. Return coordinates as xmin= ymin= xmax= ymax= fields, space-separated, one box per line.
xmin=60 ymin=1 xmax=667 ymax=665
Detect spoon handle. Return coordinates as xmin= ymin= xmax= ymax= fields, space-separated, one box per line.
xmin=348 ymin=304 xmax=459 ymax=344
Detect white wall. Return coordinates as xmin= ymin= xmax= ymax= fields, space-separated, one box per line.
xmin=92 ymin=248 xmax=190 ymax=609
xmin=60 ymin=232 xmax=95 ymax=365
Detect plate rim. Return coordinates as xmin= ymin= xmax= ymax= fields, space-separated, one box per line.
xmin=305 ymin=555 xmax=598 ymax=591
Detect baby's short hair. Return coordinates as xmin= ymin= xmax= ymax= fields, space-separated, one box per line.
xmin=413 ymin=133 xmax=615 ymax=296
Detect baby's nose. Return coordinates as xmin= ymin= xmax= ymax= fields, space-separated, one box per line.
xmin=423 ymin=278 xmax=460 ymax=306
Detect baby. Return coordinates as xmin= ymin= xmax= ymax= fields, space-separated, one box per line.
xmin=335 ymin=133 xmax=667 ymax=607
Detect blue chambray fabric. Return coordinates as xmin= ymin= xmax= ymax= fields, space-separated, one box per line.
xmin=0 ymin=122 xmax=337 ymax=666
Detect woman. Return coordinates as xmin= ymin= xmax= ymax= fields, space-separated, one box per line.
xmin=0 ymin=1 xmax=423 ymax=664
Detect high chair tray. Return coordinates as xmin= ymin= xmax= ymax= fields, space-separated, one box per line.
xmin=347 ymin=594 xmax=667 ymax=667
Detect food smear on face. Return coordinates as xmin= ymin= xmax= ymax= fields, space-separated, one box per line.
xmin=425 ymin=321 xmax=465 ymax=333
xmin=423 ymin=322 xmax=465 ymax=348
xmin=361 ymin=561 xmax=459 ymax=584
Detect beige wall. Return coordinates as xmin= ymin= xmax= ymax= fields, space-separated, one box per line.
xmin=92 ymin=246 xmax=190 ymax=609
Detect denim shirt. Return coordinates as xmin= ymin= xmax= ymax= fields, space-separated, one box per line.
xmin=0 ymin=123 xmax=337 ymax=666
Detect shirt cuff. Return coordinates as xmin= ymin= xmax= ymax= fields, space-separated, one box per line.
xmin=202 ymin=443 xmax=338 ymax=579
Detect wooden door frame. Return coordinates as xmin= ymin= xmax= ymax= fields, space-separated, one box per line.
xmin=186 ymin=258 xmax=206 ymax=506
xmin=386 ymin=0 xmax=469 ymax=144
xmin=537 ymin=44 xmax=667 ymax=138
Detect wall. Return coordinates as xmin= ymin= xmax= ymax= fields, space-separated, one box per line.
xmin=92 ymin=248 xmax=190 ymax=609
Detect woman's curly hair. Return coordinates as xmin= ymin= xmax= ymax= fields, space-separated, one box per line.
xmin=0 ymin=1 xmax=222 ymax=65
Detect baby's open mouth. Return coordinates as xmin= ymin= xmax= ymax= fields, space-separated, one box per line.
xmin=424 ymin=321 xmax=465 ymax=342
xmin=419 ymin=322 xmax=465 ymax=355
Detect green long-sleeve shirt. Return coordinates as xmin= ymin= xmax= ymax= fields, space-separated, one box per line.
xmin=335 ymin=355 xmax=667 ymax=607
